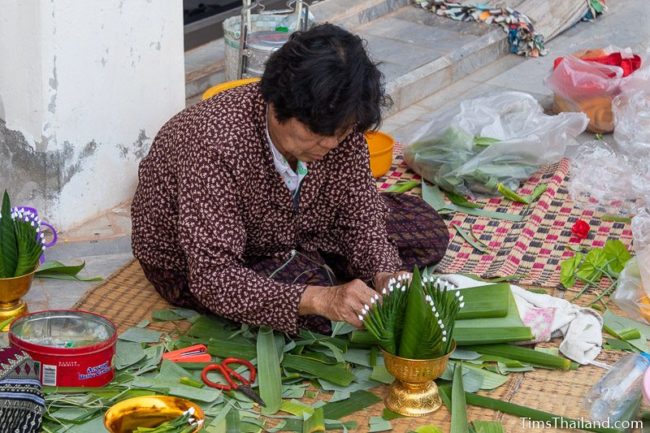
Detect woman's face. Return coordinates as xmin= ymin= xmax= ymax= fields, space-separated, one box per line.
xmin=268 ymin=105 xmax=353 ymax=164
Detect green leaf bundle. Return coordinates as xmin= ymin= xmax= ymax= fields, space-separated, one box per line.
xmin=0 ymin=191 xmax=44 ymax=278
xmin=362 ymin=267 xmax=463 ymax=359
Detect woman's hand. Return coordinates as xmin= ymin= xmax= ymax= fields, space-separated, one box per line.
xmin=299 ymin=280 xmax=379 ymax=328
xmin=373 ymin=271 xmax=412 ymax=293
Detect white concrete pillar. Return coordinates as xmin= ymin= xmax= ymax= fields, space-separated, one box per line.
xmin=0 ymin=0 xmax=185 ymax=230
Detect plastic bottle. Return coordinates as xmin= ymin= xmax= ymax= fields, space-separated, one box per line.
xmin=584 ymin=353 xmax=650 ymax=422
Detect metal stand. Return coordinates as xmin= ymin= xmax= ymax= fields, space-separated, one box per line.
xmin=237 ymin=0 xmax=310 ymax=79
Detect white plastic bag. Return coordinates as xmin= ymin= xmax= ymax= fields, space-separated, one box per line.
xmin=612 ymin=209 xmax=650 ymax=323
xmin=613 ymin=64 xmax=650 ymax=155
xmin=633 ymin=209 xmax=650 ymax=293
xmin=404 ymin=91 xmax=588 ymax=197
xmin=548 ymin=55 xmax=623 ymax=133
xmin=568 ymin=141 xmax=649 ymax=217
xmin=547 ymin=48 xmax=643 ymax=133
xmin=611 ymin=258 xmax=649 ymax=323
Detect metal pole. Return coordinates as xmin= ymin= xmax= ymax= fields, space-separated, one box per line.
xmin=295 ymin=0 xmax=304 ymax=30
xmin=238 ymin=0 xmax=252 ymax=79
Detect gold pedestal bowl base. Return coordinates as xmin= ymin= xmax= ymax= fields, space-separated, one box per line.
xmin=382 ymin=344 xmax=455 ymax=417
xmin=0 ymin=271 xmax=36 ymax=331
xmin=0 ymin=301 xmax=27 ymax=331
xmin=385 ymin=378 xmax=442 ymax=417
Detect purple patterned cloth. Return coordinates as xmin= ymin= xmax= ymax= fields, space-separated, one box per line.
xmin=0 ymin=346 xmax=44 ymax=433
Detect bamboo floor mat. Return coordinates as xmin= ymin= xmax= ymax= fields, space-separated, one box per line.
xmin=75 ymin=261 xmax=630 ymax=433
xmin=376 ymin=150 xmax=634 ymax=289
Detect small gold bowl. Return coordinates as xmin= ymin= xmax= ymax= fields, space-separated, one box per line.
xmin=382 ymin=342 xmax=455 ymax=417
xmin=104 ymin=396 xmax=205 ymax=433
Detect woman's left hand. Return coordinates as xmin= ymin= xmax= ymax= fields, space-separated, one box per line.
xmin=373 ymin=271 xmax=412 ymax=292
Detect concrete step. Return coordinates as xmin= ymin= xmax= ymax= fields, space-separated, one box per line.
xmin=185 ymin=2 xmax=509 ymax=110
xmin=355 ymin=6 xmax=508 ymax=114
xmin=184 ymin=0 xmax=411 ymax=104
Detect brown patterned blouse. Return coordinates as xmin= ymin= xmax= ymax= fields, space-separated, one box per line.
xmin=131 ymin=83 xmax=402 ymax=334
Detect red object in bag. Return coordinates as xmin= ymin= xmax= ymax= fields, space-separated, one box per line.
xmin=548 ymin=49 xmax=643 ymax=133
xmin=554 ymin=52 xmax=642 ymax=77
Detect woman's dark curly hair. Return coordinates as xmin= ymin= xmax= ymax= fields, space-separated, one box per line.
xmin=260 ymin=23 xmax=391 ymax=136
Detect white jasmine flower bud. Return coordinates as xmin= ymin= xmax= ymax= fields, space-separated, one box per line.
xmin=460 ymin=303 xmax=465 ymax=308
xmin=358 ymin=314 xmax=364 ymax=321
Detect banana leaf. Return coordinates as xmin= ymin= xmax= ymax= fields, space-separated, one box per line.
xmin=398 ymin=267 xmax=433 ymax=359
xmin=455 ymin=290 xmax=525 ymax=329
xmin=282 ymin=354 xmax=355 ymax=387
xmin=257 ymin=327 xmax=282 ymax=415
xmin=421 ymin=181 xmax=525 ymax=222
xmin=368 ymin=416 xmax=392 ymax=432
xmin=302 ymin=407 xmax=325 ymax=433
xmin=207 ymin=339 xmax=257 ymax=360
xmin=35 ymin=261 xmax=102 ymax=281
xmin=0 ymin=191 xmax=18 ymax=278
xmin=451 ymin=362 xmax=469 ymax=433
xmin=453 ymin=327 xmax=533 ymax=346
xmin=439 ymin=385 xmax=623 ymax=433
xmin=322 ymin=390 xmax=381 ymax=419
xmin=455 ymin=284 xmax=509 ymax=319
xmin=471 ymin=421 xmax=505 ymax=433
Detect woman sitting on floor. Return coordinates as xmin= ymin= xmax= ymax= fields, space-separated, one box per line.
xmin=131 ymin=23 xmax=449 ymax=335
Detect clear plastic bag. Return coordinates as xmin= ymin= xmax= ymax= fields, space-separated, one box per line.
xmin=613 ymin=64 xmax=650 ymax=156
xmin=584 ymin=353 xmax=649 ymax=423
xmin=403 ymin=91 xmax=588 ymax=197
xmin=568 ymin=141 xmax=649 ymax=217
xmin=633 ymin=209 xmax=650 ymax=294
xmin=612 ymin=209 xmax=650 ymax=323
xmin=548 ymin=54 xmax=622 ymax=133
xmin=547 ymin=48 xmax=644 ymax=134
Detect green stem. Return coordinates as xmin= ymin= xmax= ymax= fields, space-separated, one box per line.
xmin=589 ymin=280 xmax=618 ymax=305
xmin=570 ymin=281 xmax=594 ymax=301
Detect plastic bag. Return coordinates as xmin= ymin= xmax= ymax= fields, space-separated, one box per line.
xmin=613 ymin=64 xmax=650 ymax=155
xmin=633 ymin=209 xmax=650 ymax=293
xmin=584 ymin=353 xmax=649 ymax=423
xmin=547 ymin=48 xmax=643 ymax=133
xmin=568 ymin=141 xmax=649 ymax=217
xmin=404 ymin=91 xmax=588 ymax=197
xmin=612 ymin=209 xmax=650 ymax=323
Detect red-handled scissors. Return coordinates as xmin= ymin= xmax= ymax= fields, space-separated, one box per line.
xmin=201 ymin=357 xmax=266 ymax=407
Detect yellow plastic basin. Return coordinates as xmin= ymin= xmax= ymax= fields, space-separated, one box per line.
xmin=365 ymin=131 xmax=395 ymax=178
xmin=201 ymin=78 xmax=261 ymax=100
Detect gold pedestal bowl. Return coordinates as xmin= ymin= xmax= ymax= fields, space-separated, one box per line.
xmin=0 ymin=270 xmax=36 ymax=330
xmin=382 ymin=343 xmax=455 ymax=417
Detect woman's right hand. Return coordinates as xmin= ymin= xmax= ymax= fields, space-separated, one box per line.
xmin=299 ymin=279 xmax=379 ymax=328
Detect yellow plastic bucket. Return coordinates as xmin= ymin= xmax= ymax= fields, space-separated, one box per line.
xmin=365 ymin=131 xmax=395 ymax=178
xmin=202 ymin=78 xmax=261 ymax=100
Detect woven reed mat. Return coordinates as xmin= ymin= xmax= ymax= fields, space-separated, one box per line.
xmin=376 ymin=149 xmax=634 ymax=289
xmin=75 ymin=261 xmax=631 ymax=433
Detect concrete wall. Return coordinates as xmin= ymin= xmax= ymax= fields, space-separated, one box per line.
xmin=0 ymin=0 xmax=185 ymax=230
